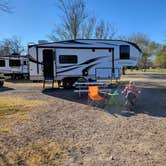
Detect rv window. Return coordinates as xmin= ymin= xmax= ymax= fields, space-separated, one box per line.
xmin=120 ymin=45 xmax=130 ymax=59
xmin=0 ymin=60 xmax=5 ymax=67
xmin=59 ymin=55 xmax=77 ymax=64
xmin=24 ymin=61 xmax=27 ymax=65
xmin=9 ymin=59 xmax=21 ymax=67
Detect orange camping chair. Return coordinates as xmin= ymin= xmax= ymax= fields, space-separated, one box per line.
xmin=88 ymin=86 xmax=104 ymax=107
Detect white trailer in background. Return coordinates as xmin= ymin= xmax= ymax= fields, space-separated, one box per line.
xmin=28 ymin=39 xmax=141 ymax=88
xmin=0 ymin=55 xmax=29 ymax=79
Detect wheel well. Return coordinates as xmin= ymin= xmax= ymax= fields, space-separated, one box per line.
xmin=62 ymin=77 xmax=88 ymax=82
xmin=62 ymin=77 xmax=79 ymax=83
xmin=62 ymin=77 xmax=86 ymax=88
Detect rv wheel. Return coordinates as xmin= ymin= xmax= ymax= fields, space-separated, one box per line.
xmin=63 ymin=81 xmax=73 ymax=89
xmin=0 ymin=81 xmax=4 ymax=88
xmin=63 ymin=78 xmax=75 ymax=89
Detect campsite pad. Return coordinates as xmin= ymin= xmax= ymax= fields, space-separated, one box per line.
xmin=0 ymin=74 xmax=166 ymax=165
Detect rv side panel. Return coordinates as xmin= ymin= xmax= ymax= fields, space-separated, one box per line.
xmin=56 ymin=48 xmax=114 ymax=80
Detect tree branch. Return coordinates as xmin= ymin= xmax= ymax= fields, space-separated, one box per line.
xmin=0 ymin=0 xmax=12 ymax=13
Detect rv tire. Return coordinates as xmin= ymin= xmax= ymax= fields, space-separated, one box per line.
xmin=63 ymin=80 xmax=73 ymax=89
xmin=63 ymin=77 xmax=78 ymax=89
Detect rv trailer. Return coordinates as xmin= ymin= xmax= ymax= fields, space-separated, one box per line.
xmin=28 ymin=39 xmax=141 ymax=88
xmin=0 ymin=55 xmax=29 ymax=79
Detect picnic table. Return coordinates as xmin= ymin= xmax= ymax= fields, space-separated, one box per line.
xmin=74 ymin=81 xmax=113 ymax=97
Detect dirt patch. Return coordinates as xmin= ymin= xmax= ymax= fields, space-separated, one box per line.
xmin=0 ymin=97 xmax=46 ymax=134
xmin=0 ymin=74 xmax=166 ymax=165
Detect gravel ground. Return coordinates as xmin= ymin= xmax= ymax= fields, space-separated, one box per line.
xmin=0 ymin=74 xmax=166 ymax=166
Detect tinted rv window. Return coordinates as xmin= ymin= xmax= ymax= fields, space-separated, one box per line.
xmin=9 ymin=60 xmax=21 ymax=67
xmin=120 ymin=45 xmax=130 ymax=59
xmin=59 ymin=55 xmax=77 ymax=64
xmin=0 ymin=60 xmax=5 ymax=67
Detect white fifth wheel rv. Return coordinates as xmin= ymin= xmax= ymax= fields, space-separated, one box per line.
xmin=28 ymin=39 xmax=141 ymax=88
xmin=0 ymin=55 xmax=29 ymax=79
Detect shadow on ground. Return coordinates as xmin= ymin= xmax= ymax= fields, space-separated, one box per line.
xmin=0 ymin=86 xmax=14 ymax=92
xmin=137 ymin=87 xmax=166 ymax=117
xmin=42 ymin=85 xmax=166 ymax=118
xmin=6 ymin=79 xmax=34 ymax=84
xmin=42 ymin=88 xmax=88 ymax=105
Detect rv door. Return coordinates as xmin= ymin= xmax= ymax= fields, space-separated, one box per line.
xmin=43 ymin=49 xmax=55 ymax=80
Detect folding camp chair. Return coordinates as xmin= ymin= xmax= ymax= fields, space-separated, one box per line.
xmin=101 ymin=91 xmax=119 ymax=112
xmin=105 ymin=90 xmax=119 ymax=106
xmin=88 ymin=86 xmax=105 ymax=107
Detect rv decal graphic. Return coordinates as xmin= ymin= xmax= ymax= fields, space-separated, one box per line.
xmin=80 ymin=56 xmax=108 ymax=65
xmin=57 ymin=56 xmax=109 ymax=74
xmin=57 ymin=66 xmax=80 ymax=74
xmin=57 ymin=56 xmax=109 ymax=69
xmin=82 ymin=63 xmax=100 ymax=73
xmin=57 ymin=63 xmax=100 ymax=74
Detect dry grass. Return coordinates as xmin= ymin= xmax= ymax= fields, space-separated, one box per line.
xmin=0 ymin=97 xmax=46 ymax=134
xmin=0 ymin=75 xmax=166 ymax=165
xmin=0 ymin=97 xmax=67 ymax=165
xmin=0 ymin=139 xmax=68 ymax=166
xmin=0 ymin=97 xmax=45 ymax=116
xmin=126 ymin=69 xmax=166 ymax=74
xmin=18 ymin=139 xmax=68 ymax=166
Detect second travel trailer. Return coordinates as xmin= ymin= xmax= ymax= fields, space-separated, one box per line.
xmin=0 ymin=55 xmax=29 ymax=79
xmin=28 ymin=39 xmax=142 ymax=88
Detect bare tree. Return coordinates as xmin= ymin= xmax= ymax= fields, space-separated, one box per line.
xmin=50 ymin=0 xmax=117 ymax=41
xmin=0 ymin=0 xmax=12 ymax=13
xmin=81 ymin=17 xmax=96 ymax=39
xmin=95 ymin=20 xmax=116 ymax=39
xmin=128 ymin=33 xmax=150 ymax=51
xmin=50 ymin=0 xmax=87 ymax=40
xmin=0 ymin=36 xmax=24 ymax=56
xmin=117 ymin=35 xmax=128 ymax=40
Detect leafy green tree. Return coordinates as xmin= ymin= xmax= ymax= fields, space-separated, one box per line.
xmin=154 ymin=45 xmax=166 ymax=68
xmin=128 ymin=33 xmax=158 ymax=71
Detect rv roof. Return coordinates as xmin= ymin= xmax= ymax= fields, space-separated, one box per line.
xmin=28 ymin=39 xmax=141 ymax=52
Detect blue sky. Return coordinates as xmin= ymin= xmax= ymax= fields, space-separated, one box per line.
xmin=0 ymin=0 xmax=165 ymax=47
